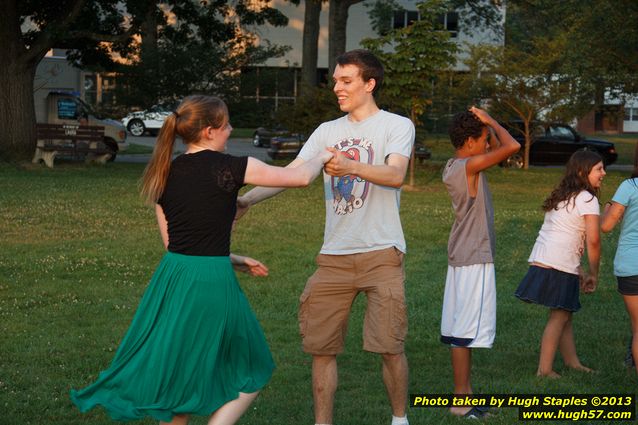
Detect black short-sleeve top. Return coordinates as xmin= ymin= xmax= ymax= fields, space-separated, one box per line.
xmin=158 ymin=150 xmax=248 ymax=256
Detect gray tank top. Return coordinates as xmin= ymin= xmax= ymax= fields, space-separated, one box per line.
xmin=443 ymin=158 xmax=495 ymax=266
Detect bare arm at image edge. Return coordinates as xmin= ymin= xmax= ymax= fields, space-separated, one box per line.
xmin=155 ymin=204 xmax=169 ymax=250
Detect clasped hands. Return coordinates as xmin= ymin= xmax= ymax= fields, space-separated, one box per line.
xmin=234 ymin=147 xmax=353 ymax=223
xmin=322 ymin=147 xmax=354 ymax=177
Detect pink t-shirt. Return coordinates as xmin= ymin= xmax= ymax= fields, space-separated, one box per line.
xmin=528 ymin=190 xmax=600 ymax=274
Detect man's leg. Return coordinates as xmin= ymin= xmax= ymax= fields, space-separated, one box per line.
xmin=300 ymin=254 xmax=356 ymax=425
xmin=382 ymin=352 xmax=409 ymax=418
xmin=313 ymin=355 xmax=338 ymax=425
xmin=358 ymin=248 xmax=408 ymax=423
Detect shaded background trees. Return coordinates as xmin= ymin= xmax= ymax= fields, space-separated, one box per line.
xmin=1 ymin=0 xmax=289 ymax=161
xmin=1 ymin=0 xmax=128 ymax=160
xmin=452 ymin=0 xmax=638 ymax=168
xmin=112 ymin=0 xmax=290 ymax=110
xmin=364 ymin=0 xmax=458 ymax=186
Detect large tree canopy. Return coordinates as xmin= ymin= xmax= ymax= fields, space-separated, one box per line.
xmin=448 ymin=0 xmax=638 ymax=169
xmin=363 ymin=0 xmax=458 ymax=187
xmin=457 ymin=40 xmax=595 ymax=169
xmin=507 ymin=0 xmax=638 ymax=105
xmin=1 ymin=0 xmax=289 ymax=161
xmin=111 ymin=0 xmax=290 ymax=109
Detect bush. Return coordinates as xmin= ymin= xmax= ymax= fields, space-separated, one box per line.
xmin=274 ymin=85 xmax=342 ymax=136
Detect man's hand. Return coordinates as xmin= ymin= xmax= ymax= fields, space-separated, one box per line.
xmin=320 ymin=149 xmax=335 ymax=164
xmin=324 ymin=147 xmax=354 ymax=177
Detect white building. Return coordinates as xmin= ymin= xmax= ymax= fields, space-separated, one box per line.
xmin=255 ymin=0 xmax=503 ymax=68
xmin=241 ymin=0 xmax=505 ymax=109
xmin=623 ymin=98 xmax=638 ymax=133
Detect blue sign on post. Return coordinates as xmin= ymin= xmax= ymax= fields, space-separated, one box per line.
xmin=57 ymin=98 xmax=77 ymax=119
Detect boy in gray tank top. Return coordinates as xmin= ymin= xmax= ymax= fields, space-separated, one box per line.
xmin=441 ymin=107 xmax=519 ymax=419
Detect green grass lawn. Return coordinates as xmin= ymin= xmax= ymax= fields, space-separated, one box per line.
xmin=0 ymin=161 xmax=635 ymax=425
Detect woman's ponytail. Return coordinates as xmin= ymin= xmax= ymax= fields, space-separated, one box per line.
xmin=140 ymin=112 xmax=179 ymax=205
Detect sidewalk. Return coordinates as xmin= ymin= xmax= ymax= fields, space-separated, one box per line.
xmin=116 ymin=137 xmax=269 ymax=163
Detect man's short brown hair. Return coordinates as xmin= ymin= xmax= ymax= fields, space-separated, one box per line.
xmin=336 ymin=49 xmax=384 ymax=95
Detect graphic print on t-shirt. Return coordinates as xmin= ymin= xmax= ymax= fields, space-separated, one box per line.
xmin=330 ymin=137 xmax=374 ymax=215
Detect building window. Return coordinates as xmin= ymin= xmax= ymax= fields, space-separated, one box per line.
xmin=624 ymin=107 xmax=638 ymax=121
xmin=393 ymin=10 xmax=419 ymax=29
xmin=240 ymin=66 xmax=298 ymax=110
xmin=392 ymin=10 xmax=459 ymax=37
xmin=81 ymin=73 xmax=117 ymax=106
xmin=438 ymin=12 xmax=459 ymax=37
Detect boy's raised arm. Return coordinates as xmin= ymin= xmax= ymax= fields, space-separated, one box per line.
xmin=466 ymin=107 xmax=520 ymax=176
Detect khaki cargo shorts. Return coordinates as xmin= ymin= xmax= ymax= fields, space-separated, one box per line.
xmin=298 ymin=247 xmax=407 ymax=355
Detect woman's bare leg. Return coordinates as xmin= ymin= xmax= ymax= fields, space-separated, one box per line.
xmin=161 ymin=414 xmax=189 ymax=425
xmin=623 ymin=295 xmax=638 ymax=375
xmin=559 ymin=314 xmax=592 ymax=372
xmin=208 ymin=392 xmax=259 ymax=425
xmin=537 ymin=309 xmax=570 ymax=377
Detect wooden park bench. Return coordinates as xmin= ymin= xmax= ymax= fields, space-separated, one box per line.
xmin=32 ymin=123 xmax=112 ymax=168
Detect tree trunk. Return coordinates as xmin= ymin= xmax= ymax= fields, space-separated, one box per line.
xmin=301 ymin=0 xmax=322 ymax=90
xmin=523 ymin=118 xmax=531 ymax=170
xmin=140 ymin=2 xmax=159 ymax=66
xmin=0 ymin=0 xmax=41 ymax=162
xmin=328 ymin=0 xmax=362 ymax=76
xmin=138 ymin=2 xmax=159 ymax=106
xmin=0 ymin=62 xmax=38 ymax=161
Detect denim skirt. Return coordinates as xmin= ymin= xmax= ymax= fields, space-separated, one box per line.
xmin=515 ymin=265 xmax=581 ymax=312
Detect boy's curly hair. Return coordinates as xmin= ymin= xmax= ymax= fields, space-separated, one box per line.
xmin=448 ymin=111 xmax=486 ymax=149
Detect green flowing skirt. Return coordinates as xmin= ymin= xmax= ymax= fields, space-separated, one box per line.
xmin=70 ymin=252 xmax=275 ymax=422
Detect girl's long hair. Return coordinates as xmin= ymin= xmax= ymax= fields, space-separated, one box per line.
xmin=140 ymin=95 xmax=228 ymax=205
xmin=542 ymin=149 xmax=603 ymax=212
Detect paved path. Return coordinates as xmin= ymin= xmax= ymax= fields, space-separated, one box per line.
xmin=116 ymin=136 xmax=269 ymax=163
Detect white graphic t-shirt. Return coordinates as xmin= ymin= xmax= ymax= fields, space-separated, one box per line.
xmin=298 ymin=110 xmax=415 ymax=254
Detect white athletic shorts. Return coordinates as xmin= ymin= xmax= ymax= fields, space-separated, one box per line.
xmin=440 ymin=263 xmax=496 ymax=348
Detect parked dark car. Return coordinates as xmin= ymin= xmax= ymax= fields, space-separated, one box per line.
xmin=502 ymin=121 xmax=618 ymax=168
xmin=414 ymin=143 xmax=432 ymax=163
xmin=252 ymin=126 xmax=298 ymax=147
xmin=267 ymin=134 xmax=306 ymax=160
